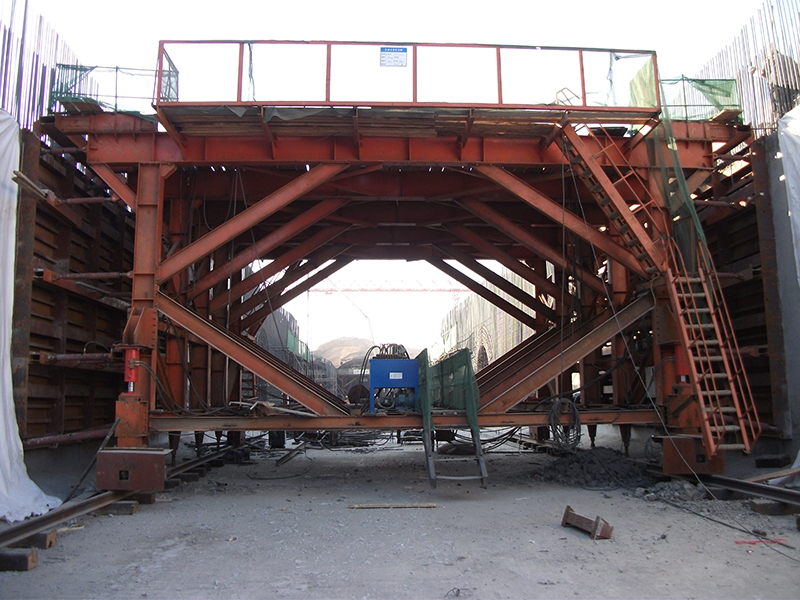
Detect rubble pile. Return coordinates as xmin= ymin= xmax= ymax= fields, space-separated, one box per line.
xmin=631 ymin=480 xmax=707 ymax=502
xmin=537 ymin=447 xmax=653 ymax=489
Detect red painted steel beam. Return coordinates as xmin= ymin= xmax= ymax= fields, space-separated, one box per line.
xmin=474 ymin=164 xmax=649 ymax=278
xmin=444 ymin=223 xmax=566 ymax=299
xmin=90 ymin=164 xmax=137 ymax=211
xmin=231 ymin=244 xmax=351 ymax=320
xmin=158 ymin=163 xmax=349 ymax=282
xmin=148 ymin=408 xmax=660 ymax=432
xmin=434 ymin=244 xmax=557 ymax=323
xmin=479 ymin=294 xmax=655 ymax=414
xmin=208 ymin=225 xmax=349 ymax=313
xmin=154 ymin=292 xmax=348 ymax=416
xmin=458 ymin=198 xmax=607 ymax=295
xmin=191 ymin=198 xmax=349 ymax=298
xmin=240 ymin=258 xmax=354 ymax=333
xmin=427 ymin=258 xmax=538 ymax=331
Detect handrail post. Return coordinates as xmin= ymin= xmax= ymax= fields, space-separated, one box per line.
xmin=237 ymin=42 xmax=244 ymax=102
xmin=412 ymin=45 xmax=418 ymax=103
xmin=579 ymin=50 xmax=586 ymax=106
xmin=155 ymin=41 xmax=165 ymax=105
xmin=496 ymin=47 xmax=503 ymax=105
xmin=325 ymin=43 xmax=332 ymax=103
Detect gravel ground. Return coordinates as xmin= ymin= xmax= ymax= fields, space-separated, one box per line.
xmin=2 ymin=431 xmax=799 ymax=600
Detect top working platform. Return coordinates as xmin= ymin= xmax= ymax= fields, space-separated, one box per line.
xmin=51 ymin=41 xmax=665 ymax=139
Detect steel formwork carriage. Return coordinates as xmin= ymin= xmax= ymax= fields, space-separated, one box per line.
xmin=22 ymin=40 xmax=765 ymax=481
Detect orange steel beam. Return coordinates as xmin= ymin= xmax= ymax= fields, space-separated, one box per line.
xmin=158 ymin=163 xmax=349 ymax=282
xmin=444 ymin=223 xmax=566 ymax=299
xmin=458 ymin=198 xmax=607 ymax=296
xmin=154 ymin=292 xmax=348 ymax=416
xmin=474 ymin=164 xmax=649 ymax=278
xmin=192 ymin=198 xmax=349 ymax=299
xmin=561 ymin=123 xmax=665 ymax=269
xmin=56 ymin=113 xmax=740 ymax=169
xmin=427 ymin=258 xmax=539 ymax=331
xmin=477 ymin=307 xmax=614 ymax=404
xmin=90 ymin=164 xmax=137 ymax=211
xmin=207 ymin=224 xmax=349 ymax=313
xmin=148 ymin=408 xmax=660 ymax=432
xmin=230 ymin=243 xmax=351 ymax=321
xmin=479 ymin=294 xmax=655 ymax=414
xmin=434 ymin=244 xmax=557 ymax=323
xmin=240 ymin=257 xmax=354 ymax=333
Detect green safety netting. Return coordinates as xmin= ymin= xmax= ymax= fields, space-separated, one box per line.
xmin=661 ymin=77 xmax=741 ymax=122
xmin=416 ymin=348 xmax=481 ymax=442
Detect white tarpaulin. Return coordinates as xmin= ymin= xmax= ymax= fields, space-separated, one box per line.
xmin=0 ymin=110 xmax=61 ymax=522
xmin=777 ymin=106 xmax=800 ymax=284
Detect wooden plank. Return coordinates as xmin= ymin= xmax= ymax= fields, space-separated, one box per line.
xmin=0 ymin=549 xmax=38 ymax=571
xmin=9 ymin=529 xmax=57 ymax=549
xmin=747 ymin=465 xmax=800 ymax=484
xmin=348 ymin=503 xmax=436 ymax=509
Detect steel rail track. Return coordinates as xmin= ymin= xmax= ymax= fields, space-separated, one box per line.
xmin=0 ymin=445 xmax=234 ymax=549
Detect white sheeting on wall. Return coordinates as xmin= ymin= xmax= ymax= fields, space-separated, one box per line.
xmin=0 ymin=110 xmax=61 ymax=522
xmin=777 ymin=106 xmax=800 ymax=284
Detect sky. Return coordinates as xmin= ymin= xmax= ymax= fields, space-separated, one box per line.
xmin=2 ymin=0 xmax=765 ymax=353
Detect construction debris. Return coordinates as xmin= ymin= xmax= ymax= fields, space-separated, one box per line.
xmin=561 ymin=505 xmax=613 ymax=540
xmin=537 ymin=447 xmax=653 ymax=490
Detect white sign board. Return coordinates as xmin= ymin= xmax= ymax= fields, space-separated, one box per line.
xmin=380 ymin=47 xmax=408 ymax=67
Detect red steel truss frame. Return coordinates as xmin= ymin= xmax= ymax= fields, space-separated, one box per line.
xmin=38 ymin=41 xmax=757 ymax=457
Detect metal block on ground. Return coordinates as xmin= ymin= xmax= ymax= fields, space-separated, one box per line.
xmin=0 ymin=549 xmax=38 ymax=571
xmin=561 ymin=505 xmax=613 ymax=540
xmin=662 ymin=436 xmax=724 ymax=475
xmin=177 ymin=472 xmax=200 ymax=483
xmin=96 ymin=448 xmax=171 ymax=491
xmin=164 ymin=478 xmax=182 ymax=489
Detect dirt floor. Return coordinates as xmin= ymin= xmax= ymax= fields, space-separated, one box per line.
xmin=3 ymin=427 xmax=800 ymax=599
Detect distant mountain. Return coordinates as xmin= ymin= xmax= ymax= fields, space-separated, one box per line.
xmin=314 ymin=337 xmax=374 ymax=367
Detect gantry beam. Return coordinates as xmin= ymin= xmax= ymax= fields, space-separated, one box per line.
xmin=458 ymin=198 xmax=607 ymax=295
xmin=479 ymin=294 xmax=655 ymax=414
xmin=154 ymin=292 xmax=348 ymax=416
xmin=149 ymin=408 xmax=660 ymax=432
xmin=474 ymin=164 xmax=649 ymax=278
xmin=158 ymin=163 xmax=349 ymax=282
